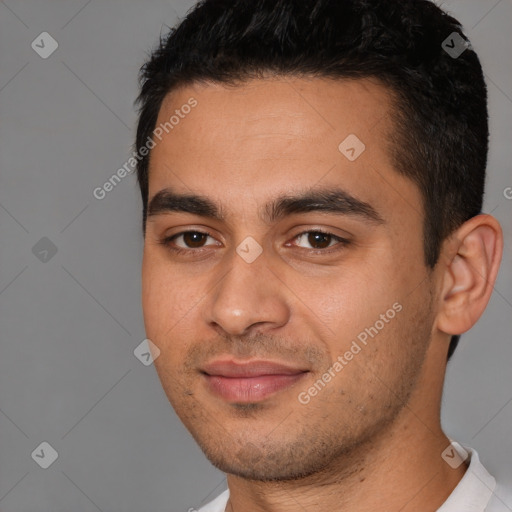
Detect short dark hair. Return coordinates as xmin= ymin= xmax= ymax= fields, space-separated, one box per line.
xmin=134 ymin=0 xmax=489 ymax=360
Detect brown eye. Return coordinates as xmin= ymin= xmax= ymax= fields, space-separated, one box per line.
xmin=307 ymin=232 xmax=332 ymax=249
xmin=182 ymin=231 xmax=209 ymax=248
xmin=160 ymin=229 xmax=223 ymax=255
xmin=293 ymin=231 xmax=336 ymax=249
xmin=163 ymin=231 xmax=217 ymax=250
xmin=290 ymin=231 xmax=349 ymax=252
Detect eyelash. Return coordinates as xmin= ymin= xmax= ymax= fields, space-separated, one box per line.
xmin=159 ymin=229 xmax=350 ymax=256
xmin=158 ymin=231 xmax=217 ymax=256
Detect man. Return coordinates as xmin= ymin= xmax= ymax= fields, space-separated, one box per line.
xmin=134 ymin=0 xmax=509 ymax=510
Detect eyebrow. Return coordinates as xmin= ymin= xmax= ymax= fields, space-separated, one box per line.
xmin=147 ymin=187 xmax=384 ymax=225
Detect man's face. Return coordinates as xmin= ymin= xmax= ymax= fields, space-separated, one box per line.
xmin=142 ymin=77 xmax=437 ymax=480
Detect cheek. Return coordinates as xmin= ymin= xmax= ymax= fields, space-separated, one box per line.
xmin=141 ymin=253 xmax=164 ymax=334
xmin=142 ymin=251 xmax=184 ymax=343
xmin=142 ymin=250 xmax=213 ymax=359
xmin=142 ymin=257 xmax=192 ymax=392
xmin=301 ymin=265 xmax=402 ymax=346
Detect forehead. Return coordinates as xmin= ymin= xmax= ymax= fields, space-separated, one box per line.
xmin=147 ymin=76 xmax=421 ymax=226
xmin=154 ymin=76 xmax=393 ymax=157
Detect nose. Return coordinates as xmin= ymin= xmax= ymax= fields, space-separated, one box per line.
xmin=203 ymin=246 xmax=291 ymax=337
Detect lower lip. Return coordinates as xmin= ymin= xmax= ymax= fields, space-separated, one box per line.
xmin=203 ymin=373 xmax=307 ymax=402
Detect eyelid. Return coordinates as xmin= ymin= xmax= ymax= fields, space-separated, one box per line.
xmin=158 ymin=227 xmax=351 ymax=255
xmin=171 ymin=229 xmax=218 ymax=243
xmin=287 ymin=229 xmax=351 ymax=251
xmin=158 ymin=228 xmax=222 ymax=253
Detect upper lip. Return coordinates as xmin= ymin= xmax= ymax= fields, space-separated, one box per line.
xmin=201 ymin=359 xmax=309 ymax=378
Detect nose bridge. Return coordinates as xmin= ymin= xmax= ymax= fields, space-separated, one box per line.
xmin=204 ymin=245 xmax=290 ymax=336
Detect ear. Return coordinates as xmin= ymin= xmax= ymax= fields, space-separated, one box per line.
xmin=436 ymin=214 xmax=503 ymax=336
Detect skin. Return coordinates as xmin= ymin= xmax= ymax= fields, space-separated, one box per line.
xmin=141 ymin=76 xmax=503 ymax=512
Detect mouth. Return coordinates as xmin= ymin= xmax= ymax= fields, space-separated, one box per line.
xmin=200 ymin=359 xmax=309 ymax=403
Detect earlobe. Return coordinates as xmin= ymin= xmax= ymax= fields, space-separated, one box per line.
xmin=436 ymin=214 xmax=503 ymax=336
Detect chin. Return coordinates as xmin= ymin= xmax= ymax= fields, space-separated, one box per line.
xmin=196 ymin=433 xmax=343 ymax=482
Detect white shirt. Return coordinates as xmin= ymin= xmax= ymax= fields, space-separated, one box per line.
xmin=197 ymin=444 xmax=512 ymax=512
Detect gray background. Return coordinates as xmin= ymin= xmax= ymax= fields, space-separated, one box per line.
xmin=0 ymin=0 xmax=510 ymax=511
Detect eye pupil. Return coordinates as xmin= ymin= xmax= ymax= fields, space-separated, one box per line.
xmin=308 ymin=232 xmax=331 ymax=249
xmin=183 ymin=232 xmax=207 ymax=248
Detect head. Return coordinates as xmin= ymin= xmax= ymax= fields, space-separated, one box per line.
xmin=136 ymin=0 xmax=502 ymax=481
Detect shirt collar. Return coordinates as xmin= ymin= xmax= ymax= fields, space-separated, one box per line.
xmin=436 ymin=442 xmax=496 ymax=512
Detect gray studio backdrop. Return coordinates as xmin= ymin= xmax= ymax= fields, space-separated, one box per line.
xmin=0 ymin=0 xmax=511 ymax=511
